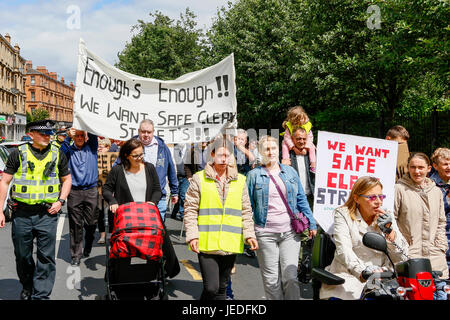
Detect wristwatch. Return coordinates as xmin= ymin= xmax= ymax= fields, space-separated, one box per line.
xmin=58 ymin=198 xmax=66 ymax=205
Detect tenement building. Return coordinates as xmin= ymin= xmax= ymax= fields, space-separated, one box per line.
xmin=25 ymin=61 xmax=75 ymax=128
xmin=0 ymin=33 xmax=27 ymax=140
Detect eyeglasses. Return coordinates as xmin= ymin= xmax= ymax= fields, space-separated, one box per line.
xmin=359 ymin=194 xmax=386 ymax=201
xmin=130 ymin=153 xmax=144 ymax=159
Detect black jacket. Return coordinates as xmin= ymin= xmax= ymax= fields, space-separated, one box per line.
xmin=102 ymin=162 xmax=180 ymax=278
xmin=102 ymin=162 xmax=162 ymax=206
xmin=289 ymin=150 xmax=315 ymax=194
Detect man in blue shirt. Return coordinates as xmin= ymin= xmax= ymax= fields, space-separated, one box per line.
xmin=61 ymin=128 xmax=99 ymax=266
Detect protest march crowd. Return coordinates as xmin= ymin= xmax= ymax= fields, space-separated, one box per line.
xmin=0 ymin=104 xmax=448 ymax=301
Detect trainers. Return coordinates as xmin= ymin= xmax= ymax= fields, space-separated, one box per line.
xmin=97 ymin=237 xmax=105 ymax=244
xmin=20 ymin=288 xmax=32 ymax=300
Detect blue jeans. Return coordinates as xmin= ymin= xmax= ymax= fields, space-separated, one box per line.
xmin=157 ymin=196 xmax=167 ymax=222
xmin=178 ymin=177 xmax=190 ymax=217
xmin=12 ymin=210 xmax=58 ymax=300
xmin=434 ymin=280 xmax=448 ymax=300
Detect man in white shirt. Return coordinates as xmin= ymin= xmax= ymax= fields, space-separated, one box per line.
xmin=288 ymin=127 xmax=314 ymax=206
xmin=287 ymin=126 xmax=316 ymax=284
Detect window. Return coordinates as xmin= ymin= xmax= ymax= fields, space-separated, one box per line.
xmin=31 ymin=91 xmax=35 ymax=101
xmin=31 ymin=76 xmax=35 ymax=85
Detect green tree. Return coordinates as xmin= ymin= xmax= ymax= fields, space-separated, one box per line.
xmin=296 ymin=0 xmax=449 ymax=134
xmin=116 ymin=8 xmax=206 ymax=80
xmin=26 ymin=107 xmax=50 ymax=122
xmin=205 ymin=0 xmax=306 ymax=129
xmin=206 ymin=0 xmax=449 ymax=132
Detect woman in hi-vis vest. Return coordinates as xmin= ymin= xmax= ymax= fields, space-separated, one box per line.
xmin=184 ymin=136 xmax=258 ymax=300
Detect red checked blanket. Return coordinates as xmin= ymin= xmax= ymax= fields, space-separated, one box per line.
xmin=110 ymin=202 xmax=165 ymax=261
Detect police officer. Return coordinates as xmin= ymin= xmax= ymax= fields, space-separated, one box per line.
xmin=0 ymin=120 xmax=72 ymax=300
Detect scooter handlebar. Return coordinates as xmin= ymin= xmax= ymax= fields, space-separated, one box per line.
xmin=362 ymin=271 xmax=395 ymax=280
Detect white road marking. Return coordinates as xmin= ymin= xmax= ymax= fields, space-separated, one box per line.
xmin=55 ymin=213 xmax=66 ymax=258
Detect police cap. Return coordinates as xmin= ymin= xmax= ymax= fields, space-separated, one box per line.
xmin=26 ymin=120 xmax=56 ymax=135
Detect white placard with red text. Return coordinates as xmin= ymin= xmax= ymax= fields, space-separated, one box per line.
xmin=313 ymin=131 xmax=398 ymax=235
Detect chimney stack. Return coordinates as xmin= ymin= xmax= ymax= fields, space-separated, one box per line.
xmin=25 ymin=60 xmax=33 ymax=72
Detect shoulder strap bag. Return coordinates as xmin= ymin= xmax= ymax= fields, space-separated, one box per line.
xmin=264 ymin=167 xmax=309 ymax=234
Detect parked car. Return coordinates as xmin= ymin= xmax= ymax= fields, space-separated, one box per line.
xmin=0 ymin=140 xmax=28 ymax=150
xmin=21 ymin=135 xmax=32 ymax=141
xmin=0 ymin=145 xmax=13 ymax=222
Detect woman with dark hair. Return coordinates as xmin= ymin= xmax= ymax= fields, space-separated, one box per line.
xmin=102 ymin=139 xmax=181 ymax=280
xmin=395 ymin=152 xmax=448 ymax=300
xmin=102 ymin=138 xmax=162 ymax=214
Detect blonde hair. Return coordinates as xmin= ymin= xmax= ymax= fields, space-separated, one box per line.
xmin=343 ymin=176 xmax=383 ymax=221
xmin=282 ymin=106 xmax=309 ymax=129
xmin=258 ymin=135 xmax=279 ymax=154
xmin=431 ymin=147 xmax=450 ymax=165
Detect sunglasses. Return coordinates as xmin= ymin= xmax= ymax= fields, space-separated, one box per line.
xmin=130 ymin=153 xmax=144 ymax=159
xmin=359 ymin=194 xmax=386 ymax=201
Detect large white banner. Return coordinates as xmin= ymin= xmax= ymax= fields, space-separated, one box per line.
xmin=73 ymin=39 xmax=237 ymax=143
xmin=313 ymin=131 xmax=398 ymax=235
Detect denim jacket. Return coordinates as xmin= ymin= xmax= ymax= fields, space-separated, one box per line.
xmin=246 ymin=164 xmax=317 ymax=230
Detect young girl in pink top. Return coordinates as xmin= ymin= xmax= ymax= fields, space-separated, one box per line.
xmin=281 ymin=106 xmax=316 ymax=172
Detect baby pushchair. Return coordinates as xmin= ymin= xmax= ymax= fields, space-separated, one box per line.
xmin=105 ymin=202 xmax=168 ymax=300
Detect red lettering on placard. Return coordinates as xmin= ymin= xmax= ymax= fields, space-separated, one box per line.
xmin=344 ymin=155 xmax=353 ymax=170
xmin=332 ymin=153 xmax=342 ymax=169
xmin=328 ymin=141 xmax=345 ymax=152
xmin=355 ymin=145 xmax=390 ymax=159
xmin=327 ymin=172 xmax=337 ymax=188
xmin=367 ymin=158 xmax=376 ymax=173
xmin=355 ymin=156 xmax=365 ymax=171
xmin=349 ymin=175 xmax=359 ymax=189
xmin=338 ymin=174 xmax=348 ymax=189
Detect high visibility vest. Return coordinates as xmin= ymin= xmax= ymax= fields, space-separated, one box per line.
xmin=280 ymin=120 xmax=312 ymax=136
xmin=12 ymin=144 xmax=60 ymax=205
xmin=197 ymin=170 xmax=246 ymax=254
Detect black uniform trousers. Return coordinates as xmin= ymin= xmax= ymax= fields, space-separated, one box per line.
xmin=12 ymin=204 xmax=58 ymax=300
xmin=67 ymin=187 xmax=98 ymax=259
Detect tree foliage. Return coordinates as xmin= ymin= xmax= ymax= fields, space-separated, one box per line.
xmin=26 ymin=107 xmax=50 ymax=122
xmin=115 ymin=1 xmax=449 ymax=135
xmin=204 ymin=0 xmax=306 ymax=129
xmin=296 ymin=0 xmax=449 ymax=130
xmin=116 ymin=8 xmax=206 ymax=80
xmin=205 ymin=0 xmax=449 ymax=130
